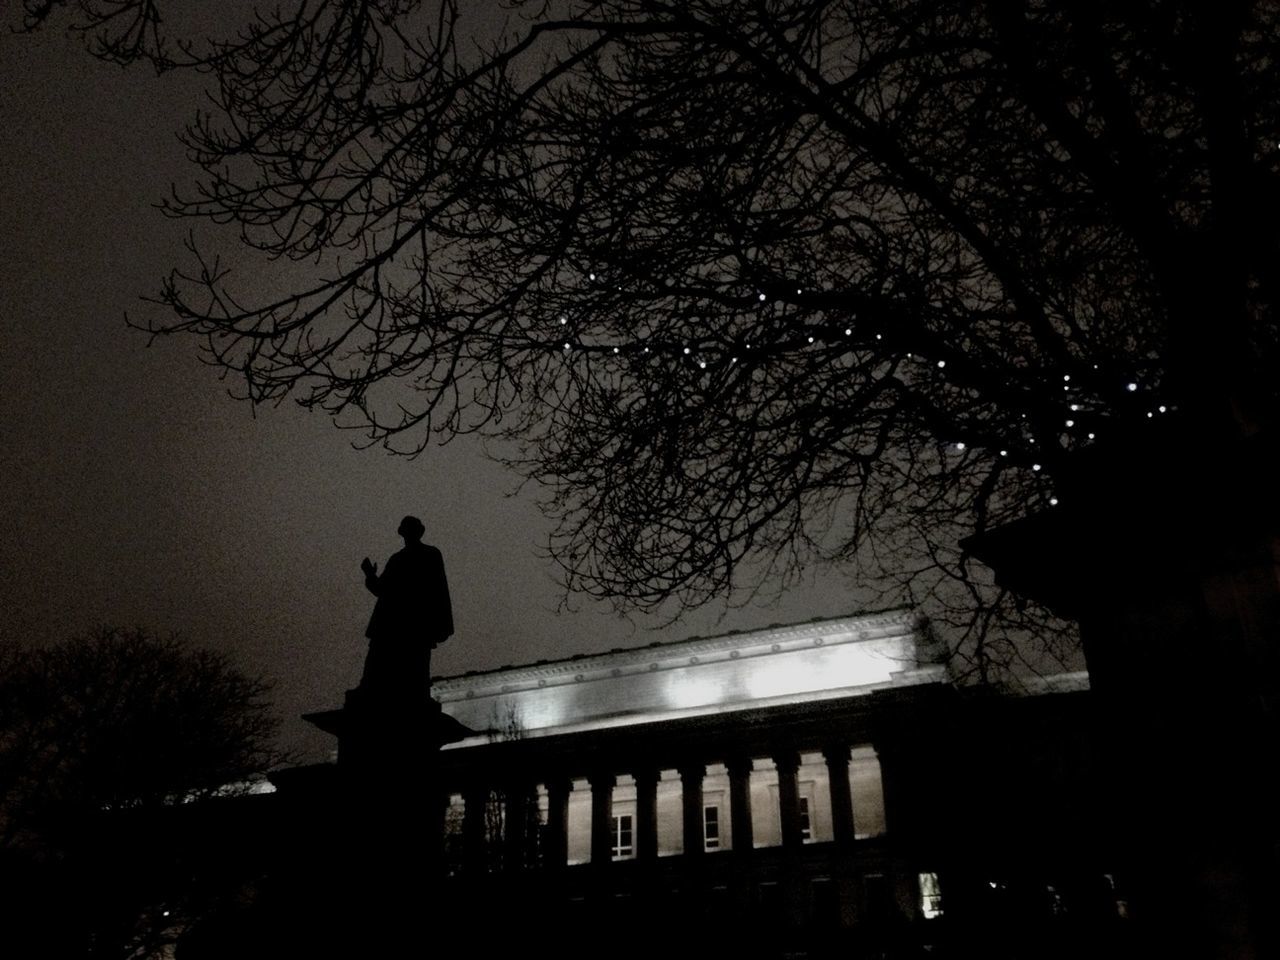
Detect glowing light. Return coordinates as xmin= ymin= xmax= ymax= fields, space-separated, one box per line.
xmin=1070 ymin=403 xmax=1081 ymax=411
xmin=1158 ymin=405 xmax=1168 ymax=413
xmin=937 ymin=360 xmax=946 ymax=369
xmin=955 ymin=442 xmax=966 ymax=451
xmin=1063 ymin=374 xmax=1070 ymax=382
xmin=558 ymin=315 xmax=567 ymax=325
xmin=845 ymin=328 xmax=852 ymax=336
xmin=1049 ymin=497 xmax=1059 ymax=506
xmin=1032 ymin=463 xmax=1042 ymax=471
xmin=613 ymin=346 xmax=619 ymax=354
xmin=1126 ymin=382 xmax=1138 ymax=392
xmin=758 ymin=292 xmax=767 ymax=302
xmin=875 ymin=334 xmax=882 ymax=340
xmin=808 ymin=336 xmax=815 ymax=344
xmin=1065 ymin=419 xmax=1074 ymax=427
xmin=1087 ymin=432 xmax=1096 ymax=440
xmin=563 ymin=342 xmax=571 ymax=351
xmin=698 ymin=361 xmax=706 ymax=369
xmin=588 ymin=272 xmax=596 ymax=281
xmin=683 ymin=347 xmax=690 ymax=355
xmin=1146 ymin=411 xmax=1154 ymax=418
xmin=999 ymin=449 xmax=1008 ymax=457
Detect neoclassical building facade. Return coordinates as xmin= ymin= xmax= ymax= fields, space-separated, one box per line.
xmin=415 ymin=608 xmax=1112 ymax=946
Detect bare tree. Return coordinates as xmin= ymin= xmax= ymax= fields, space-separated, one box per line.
xmin=19 ymin=1 xmax=1280 ymax=671
xmin=0 ymin=626 xmax=289 ymax=958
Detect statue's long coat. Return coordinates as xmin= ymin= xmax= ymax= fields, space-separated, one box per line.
xmin=361 ymin=541 xmax=452 ymax=693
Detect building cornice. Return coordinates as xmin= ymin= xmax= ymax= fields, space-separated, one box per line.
xmin=433 ymin=609 xmax=925 ymax=704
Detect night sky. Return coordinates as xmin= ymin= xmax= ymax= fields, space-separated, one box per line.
xmin=0 ymin=22 xmax=860 ymax=761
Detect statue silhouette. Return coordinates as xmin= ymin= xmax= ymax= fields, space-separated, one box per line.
xmin=358 ymin=516 xmax=453 ymax=701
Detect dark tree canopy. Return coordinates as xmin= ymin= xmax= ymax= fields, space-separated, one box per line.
xmin=22 ymin=1 xmax=1280 ymax=669
xmin=0 ymin=627 xmax=284 ymax=853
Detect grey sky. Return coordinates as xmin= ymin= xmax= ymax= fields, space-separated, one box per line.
xmin=0 ymin=21 xmax=862 ymax=761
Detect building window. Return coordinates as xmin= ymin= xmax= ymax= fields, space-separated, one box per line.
xmin=918 ymin=872 xmax=944 ymax=919
xmin=799 ymin=796 xmax=812 ymax=842
xmin=704 ymin=805 xmax=720 ymax=850
xmin=611 ymin=814 xmax=634 ymax=859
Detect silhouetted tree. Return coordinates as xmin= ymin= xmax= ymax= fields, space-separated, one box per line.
xmin=19 ymin=1 xmax=1279 ymax=671
xmin=0 ymin=626 xmax=287 ymax=958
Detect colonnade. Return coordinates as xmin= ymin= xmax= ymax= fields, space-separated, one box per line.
xmin=449 ymin=741 xmax=888 ymax=875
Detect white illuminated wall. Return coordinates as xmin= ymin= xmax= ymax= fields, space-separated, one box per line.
xmin=434 ymin=609 xmax=942 ymax=740
xmin=435 ymin=611 xmax=923 ymax=861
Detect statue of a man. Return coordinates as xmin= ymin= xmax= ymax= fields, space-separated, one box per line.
xmin=358 ymin=515 xmax=453 ymax=700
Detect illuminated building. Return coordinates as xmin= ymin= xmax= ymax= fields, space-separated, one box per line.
xmin=412 ymin=609 xmax=1117 ymax=950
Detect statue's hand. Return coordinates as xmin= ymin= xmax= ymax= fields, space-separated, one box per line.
xmin=360 ymin=557 xmax=377 ymax=577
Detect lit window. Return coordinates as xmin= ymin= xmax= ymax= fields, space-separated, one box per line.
xmin=918 ymin=872 xmax=943 ymax=919
xmin=704 ymin=806 xmax=720 ymax=850
xmin=799 ymin=796 xmax=812 ymax=842
xmin=611 ymin=814 xmax=634 ymax=859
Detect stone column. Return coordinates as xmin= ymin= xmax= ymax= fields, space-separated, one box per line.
xmin=543 ymin=778 xmax=572 ymax=871
xmin=462 ymin=783 xmax=489 ymax=875
xmin=634 ymin=767 xmax=660 ymax=862
xmin=503 ymin=779 xmax=531 ymax=873
xmin=589 ymin=772 xmax=616 ymax=867
xmin=726 ymin=755 xmax=755 ymax=854
xmin=823 ymin=744 xmax=856 ymax=847
xmin=773 ymin=750 xmax=803 ymax=851
xmin=679 ymin=763 xmax=706 ymax=857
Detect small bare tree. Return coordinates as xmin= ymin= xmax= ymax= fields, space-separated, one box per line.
xmin=0 ymin=627 xmax=289 ymax=959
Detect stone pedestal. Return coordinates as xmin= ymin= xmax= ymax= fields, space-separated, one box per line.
xmin=287 ymin=688 xmax=475 ymax=952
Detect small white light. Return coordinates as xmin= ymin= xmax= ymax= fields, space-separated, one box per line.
xmin=1063 ymin=374 xmax=1070 ymax=382
xmin=1126 ymin=382 xmax=1137 ymax=392
xmin=1158 ymin=405 xmax=1167 ymax=413
xmin=563 ymin=342 xmax=571 ymax=351
xmin=730 ymin=357 xmax=737 ymax=363
xmin=589 ymin=272 xmax=596 ymax=281
xmin=937 ymin=360 xmax=946 ymax=368
xmin=845 ymin=328 xmax=852 ymax=336
xmin=1063 ymin=384 xmax=1070 ymax=391
xmin=955 ymin=442 xmax=966 ymax=451
xmin=683 ymin=347 xmax=690 ymax=355
xmin=1049 ymin=497 xmax=1059 ymax=506
xmin=558 ymin=315 xmax=567 ymax=325
xmin=1070 ymin=403 xmax=1081 ymax=411
xmin=875 ymin=333 xmax=882 ymax=340
xmin=1065 ymin=419 xmax=1074 ymax=427
xmin=1032 ymin=463 xmax=1042 ymax=471
xmin=698 ymin=360 xmax=706 ymax=369
xmin=907 ymin=352 xmax=913 ymax=359
xmin=162 ymin=910 xmax=171 ymax=918
xmin=613 ymin=347 xmax=619 ymax=354
xmin=1087 ymin=432 xmax=1095 ymax=440
xmin=1146 ymin=411 xmax=1154 ymax=418
xmin=644 ymin=346 xmax=650 ymax=353
xmin=999 ymin=449 xmax=1008 ymax=457
xmin=758 ymin=292 xmax=767 ymax=302
xmin=808 ymin=336 xmax=814 ymax=344
xmin=796 ymin=288 xmax=803 ymax=295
